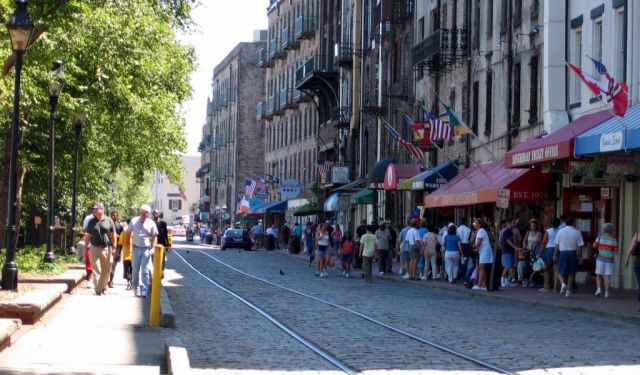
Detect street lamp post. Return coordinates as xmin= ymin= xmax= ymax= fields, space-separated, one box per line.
xmin=44 ymin=60 xmax=65 ymax=264
xmin=1 ymin=0 xmax=34 ymax=290
xmin=67 ymin=107 xmax=86 ymax=256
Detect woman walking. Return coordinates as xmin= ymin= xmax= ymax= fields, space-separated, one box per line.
xmin=539 ymin=217 xmax=560 ymax=292
xmin=443 ymin=225 xmax=463 ymax=283
xmin=421 ymin=225 xmax=438 ymax=280
xmin=315 ymin=223 xmax=332 ymax=277
xmin=340 ymin=231 xmax=355 ymax=277
xmin=329 ymin=223 xmax=342 ymax=269
xmin=521 ymin=221 xmax=543 ymax=284
xmin=472 ymin=218 xmax=493 ymax=291
xmin=594 ymin=223 xmax=618 ymax=298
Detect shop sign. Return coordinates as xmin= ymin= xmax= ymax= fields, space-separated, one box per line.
xmin=600 ymin=132 xmax=623 ymax=152
xmin=331 ymin=166 xmax=350 ymax=184
xmin=412 ymin=180 xmax=423 ymax=190
xmin=496 ymin=188 xmax=510 ymax=209
xmin=600 ymin=188 xmax=611 ymax=199
xmin=509 ymin=144 xmax=560 ymax=167
xmin=279 ymin=179 xmax=301 ymax=200
xmin=424 ymin=177 xmax=449 ymax=191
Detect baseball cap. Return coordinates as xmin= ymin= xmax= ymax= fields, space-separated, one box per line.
xmin=140 ymin=204 xmax=151 ymax=212
xmin=93 ymin=203 xmax=104 ymax=209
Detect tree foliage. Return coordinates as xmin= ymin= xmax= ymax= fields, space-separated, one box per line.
xmin=0 ymin=0 xmax=195 ymax=227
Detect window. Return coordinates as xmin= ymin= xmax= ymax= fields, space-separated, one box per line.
xmin=571 ymin=28 xmax=582 ymax=105
xmin=614 ymin=9 xmax=625 ymax=81
xmin=484 ymin=71 xmax=493 ymax=136
xmin=486 ymin=0 xmax=493 ymax=38
xmin=472 ymin=81 xmax=479 ymax=135
xmin=418 ymin=17 xmax=425 ymax=41
xmin=442 ymin=3 xmax=448 ymax=29
xmin=513 ymin=63 xmax=521 ymax=127
xmin=513 ymin=0 xmax=522 ymax=27
xmin=500 ymin=0 xmax=507 ymax=34
xmin=592 ymin=18 xmax=603 ymax=75
xmin=430 ymin=8 xmax=439 ymax=33
xmin=169 ymin=199 xmax=182 ymax=211
xmin=529 ymin=55 xmax=539 ymax=124
xmin=473 ymin=0 xmax=480 ymax=48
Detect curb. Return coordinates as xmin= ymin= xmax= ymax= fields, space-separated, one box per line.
xmin=164 ymin=336 xmax=191 ymax=375
xmin=160 ymin=286 xmax=175 ymax=328
xmin=270 ymin=248 xmax=640 ymax=324
xmin=0 ymin=284 xmax=67 ymax=324
xmin=19 ymin=268 xmax=85 ymax=293
xmin=0 ymin=318 xmax=21 ymax=352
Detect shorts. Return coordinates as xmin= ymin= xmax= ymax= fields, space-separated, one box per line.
xmin=595 ymin=259 xmax=614 ymax=276
xmin=409 ymin=246 xmax=420 ymax=260
xmin=502 ymin=253 xmax=514 ymax=268
xmin=557 ymin=250 xmax=578 ymax=278
xmin=316 ymin=245 xmax=327 ymax=258
xmin=479 ymin=248 xmax=493 ymax=265
xmin=341 ymin=254 xmax=354 ymax=263
xmin=542 ymin=247 xmax=555 ymax=268
xmin=400 ymin=251 xmax=410 ymax=262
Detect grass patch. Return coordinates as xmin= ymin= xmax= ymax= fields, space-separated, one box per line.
xmin=0 ymin=245 xmax=78 ymax=275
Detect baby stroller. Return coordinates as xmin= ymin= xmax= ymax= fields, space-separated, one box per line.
xmin=519 ymin=247 xmax=545 ymax=288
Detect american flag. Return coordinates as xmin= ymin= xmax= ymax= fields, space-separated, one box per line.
xmin=425 ymin=111 xmax=452 ymax=141
xmin=256 ymin=178 xmax=268 ymax=191
xmin=581 ymin=58 xmax=629 ymax=117
xmin=384 ymin=123 xmax=424 ymax=159
xmin=245 ymin=179 xmax=257 ymax=198
xmin=317 ymin=160 xmax=332 ymax=179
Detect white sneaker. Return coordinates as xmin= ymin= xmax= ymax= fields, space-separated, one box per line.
xmin=134 ymin=290 xmax=141 ymax=297
xmin=560 ymin=284 xmax=567 ymax=296
xmin=345 ymin=273 xmax=350 ymax=278
xmin=434 ymin=274 xmax=442 ymax=280
xmin=604 ymin=291 xmax=609 ymax=299
xmin=595 ymin=289 xmax=602 ymax=297
xmin=472 ymin=285 xmax=481 ymax=290
xmin=399 ymin=268 xmax=405 ymax=275
xmin=480 ymin=287 xmax=488 ymax=291
xmin=500 ymin=277 xmax=506 ymax=288
xmin=420 ymin=275 xmax=427 ymax=281
xmin=402 ymin=274 xmax=411 ymax=279
xmin=343 ymin=271 xmax=346 ymax=276
xmin=378 ymin=271 xmax=385 ymax=275
xmin=565 ymin=289 xmax=571 ymax=298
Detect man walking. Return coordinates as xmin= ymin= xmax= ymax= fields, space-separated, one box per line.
xmin=153 ymin=209 xmax=170 ymax=278
xmin=83 ymin=203 xmax=116 ymax=296
xmin=554 ymin=217 xmax=584 ymax=298
xmin=375 ymin=222 xmax=391 ymax=275
xmin=500 ymin=219 xmax=518 ymax=288
xmin=359 ymin=226 xmax=378 ymax=282
xmin=126 ymin=204 xmax=158 ymax=297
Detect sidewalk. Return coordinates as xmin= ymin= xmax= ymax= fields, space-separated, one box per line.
xmin=268 ymin=246 xmax=640 ymax=323
xmin=0 ymin=262 xmax=166 ymax=375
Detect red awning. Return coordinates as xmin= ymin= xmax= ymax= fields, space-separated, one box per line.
xmin=424 ymin=161 xmax=553 ymax=208
xmin=504 ymin=110 xmax=611 ymax=168
xmin=383 ymin=163 xmax=422 ymax=191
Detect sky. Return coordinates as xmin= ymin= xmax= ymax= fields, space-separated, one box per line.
xmin=179 ymin=1 xmax=269 ymax=155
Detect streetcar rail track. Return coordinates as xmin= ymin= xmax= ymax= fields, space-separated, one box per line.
xmin=191 ymin=249 xmax=515 ymax=375
xmin=173 ymin=250 xmax=357 ymax=374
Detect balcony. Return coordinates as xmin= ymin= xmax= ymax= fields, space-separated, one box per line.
xmin=334 ymin=42 xmax=353 ymax=67
xmin=258 ymin=48 xmax=273 ymax=68
xmin=295 ymin=55 xmax=339 ymax=90
xmin=394 ymin=0 xmax=414 ymax=21
xmin=292 ymin=88 xmax=301 ymax=103
xmin=329 ymin=107 xmax=352 ymax=128
xmin=411 ymin=28 xmax=468 ymax=76
xmin=295 ymin=16 xmax=316 ymax=40
xmin=269 ymin=38 xmax=287 ymax=60
xmin=280 ymin=88 xmax=298 ymax=110
xmin=281 ymin=27 xmax=299 ymax=50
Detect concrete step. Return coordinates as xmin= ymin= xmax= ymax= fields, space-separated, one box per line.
xmin=0 ymin=364 xmax=160 ymax=374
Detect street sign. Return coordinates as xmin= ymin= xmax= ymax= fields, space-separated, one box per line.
xmin=496 ymin=188 xmax=510 ymax=209
xmin=279 ymin=179 xmax=301 ymax=199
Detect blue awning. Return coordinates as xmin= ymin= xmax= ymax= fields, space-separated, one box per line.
xmin=254 ymin=200 xmax=287 ymax=214
xmin=324 ymin=193 xmax=350 ymax=212
xmin=575 ymin=105 xmax=640 ymax=155
xmin=249 ymin=201 xmax=271 ymax=214
xmin=398 ymin=160 xmax=459 ymax=191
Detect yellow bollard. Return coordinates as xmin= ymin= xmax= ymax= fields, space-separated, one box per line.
xmin=150 ymin=244 xmax=165 ymax=328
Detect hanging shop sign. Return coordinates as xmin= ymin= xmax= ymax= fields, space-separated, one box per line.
xmin=331 ymin=166 xmax=350 ymax=184
xmin=279 ymin=179 xmax=301 ymax=200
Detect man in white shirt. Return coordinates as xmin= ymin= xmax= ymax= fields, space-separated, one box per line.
xmin=457 ymin=218 xmax=475 ymax=285
xmin=405 ymin=219 xmax=423 ymax=280
xmin=126 ymin=204 xmax=158 ymax=297
xmin=553 ymin=216 xmax=584 ymax=298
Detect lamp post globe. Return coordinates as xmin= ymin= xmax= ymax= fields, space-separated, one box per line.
xmin=67 ymin=106 xmax=86 ymax=256
xmin=44 ymin=60 xmax=65 ymax=264
xmin=1 ymin=0 xmax=34 ymax=291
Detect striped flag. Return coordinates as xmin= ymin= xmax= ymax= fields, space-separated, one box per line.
xmin=403 ymin=113 xmax=430 ymax=145
xmin=587 ymin=58 xmax=628 ymax=117
xmin=317 ymin=160 xmax=332 ymax=179
xmin=245 ymin=179 xmax=257 ymax=198
xmin=384 ymin=123 xmax=424 ymax=159
xmin=425 ymin=111 xmax=452 ymax=141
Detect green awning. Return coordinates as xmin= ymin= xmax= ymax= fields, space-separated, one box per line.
xmin=352 ymin=188 xmax=375 ymax=205
xmin=293 ymin=203 xmax=322 ymax=216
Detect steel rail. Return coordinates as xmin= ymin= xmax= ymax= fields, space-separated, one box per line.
xmin=173 ymin=251 xmax=356 ymax=375
xmin=196 ymin=249 xmax=514 ymax=375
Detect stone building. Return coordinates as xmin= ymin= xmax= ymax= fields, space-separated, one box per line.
xmin=151 ymin=155 xmax=200 ymax=223
xmin=198 ymin=37 xmax=267 ymax=223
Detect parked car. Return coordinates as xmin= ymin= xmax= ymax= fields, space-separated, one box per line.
xmin=170 ymin=216 xmax=183 ymax=226
xmin=170 ymin=225 xmax=186 ymax=236
xmin=220 ymin=229 xmax=251 ymax=250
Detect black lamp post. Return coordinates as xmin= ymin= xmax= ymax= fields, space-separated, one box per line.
xmin=1 ymin=0 xmax=34 ymax=290
xmin=67 ymin=106 xmax=86 ymax=256
xmin=44 ymin=60 xmax=65 ymax=264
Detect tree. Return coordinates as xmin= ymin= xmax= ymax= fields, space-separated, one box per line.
xmin=0 ymin=0 xmax=196 ymax=245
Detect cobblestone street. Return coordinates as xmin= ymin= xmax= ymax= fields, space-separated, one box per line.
xmin=163 ymin=241 xmax=640 ymax=374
